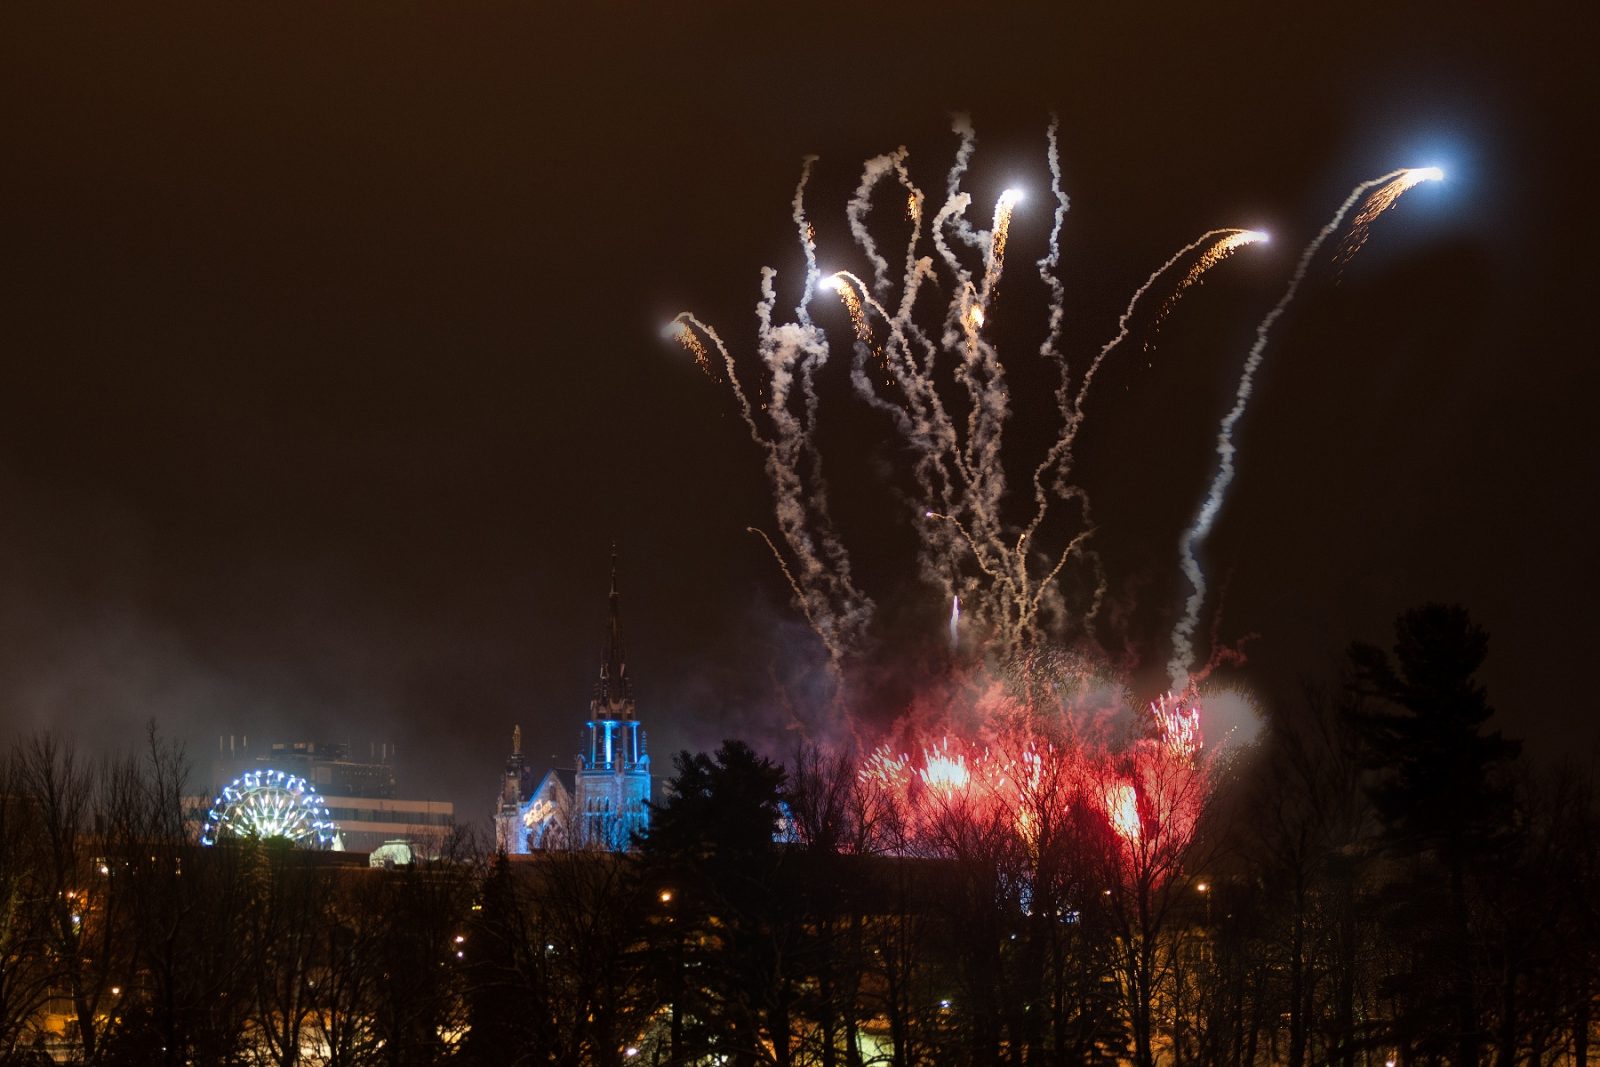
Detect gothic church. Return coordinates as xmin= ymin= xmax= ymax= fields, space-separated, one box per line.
xmin=495 ymin=553 xmax=653 ymax=853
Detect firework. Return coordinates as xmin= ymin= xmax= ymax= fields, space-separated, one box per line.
xmin=847 ymin=714 xmax=1206 ymax=877
xmin=1336 ymin=167 xmax=1444 ymax=265
xmin=1029 ymin=227 xmax=1271 ymax=530
xmin=920 ymin=739 xmax=971 ymax=795
xmin=676 ymin=126 xmax=1434 ymax=679
xmin=664 ymin=317 xmax=719 ymax=381
xmin=1169 ymin=167 xmax=1442 ymax=691
xmin=1103 ymin=781 xmax=1141 ymax=844
xmin=669 ymin=125 xmax=1439 ymax=881
xmin=979 ymin=188 xmax=1024 ymax=306
xmin=821 ymin=272 xmax=873 ymax=344
xmin=1154 ymin=229 xmax=1271 ymax=334
xmin=1151 ymin=693 xmax=1203 ymax=759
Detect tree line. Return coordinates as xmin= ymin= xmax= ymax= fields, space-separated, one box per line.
xmin=1 ymin=604 xmax=1597 ymax=1067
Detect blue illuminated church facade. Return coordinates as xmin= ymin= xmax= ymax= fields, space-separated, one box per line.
xmin=495 ymin=552 xmax=652 ymax=853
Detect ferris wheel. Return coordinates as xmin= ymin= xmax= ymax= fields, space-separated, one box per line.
xmin=200 ymin=769 xmax=340 ymax=849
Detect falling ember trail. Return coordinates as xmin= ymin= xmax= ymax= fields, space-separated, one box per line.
xmin=1155 ymin=229 xmax=1271 ymax=334
xmin=823 ymin=273 xmax=874 ymax=344
xmin=1336 ymin=166 xmax=1444 ymax=264
xmin=979 ymin=188 xmax=1024 ymax=304
xmin=1034 ymin=228 xmax=1269 ymax=517
xmin=1169 ymin=168 xmax=1443 ymax=690
xmin=665 ymin=319 xmax=719 ymax=381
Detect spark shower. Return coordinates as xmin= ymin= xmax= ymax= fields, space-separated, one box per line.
xmin=667 ymin=118 xmax=1441 ymax=860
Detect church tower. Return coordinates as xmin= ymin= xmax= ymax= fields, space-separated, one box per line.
xmin=493 ymin=547 xmax=653 ymax=854
xmin=574 ymin=548 xmax=652 ymax=849
xmin=494 ymin=725 xmax=537 ymax=852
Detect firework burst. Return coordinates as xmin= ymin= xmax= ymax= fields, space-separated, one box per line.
xmin=668 ymin=119 xmax=1441 ymax=876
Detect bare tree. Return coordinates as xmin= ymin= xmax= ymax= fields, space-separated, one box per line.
xmin=308 ymin=869 xmax=385 ymax=1067
xmin=17 ymin=733 xmax=130 ymax=1064
xmin=366 ymin=856 xmax=476 ymax=1067
xmin=246 ymin=841 xmax=326 ymax=1067
xmin=1222 ymin=686 xmax=1375 ymax=1067
xmin=92 ymin=724 xmax=256 ymax=1067
xmin=0 ymin=748 xmax=52 ymax=1059
xmin=1088 ymin=735 xmax=1215 ymax=1067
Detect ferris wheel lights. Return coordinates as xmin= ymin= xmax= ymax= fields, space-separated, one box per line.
xmin=200 ymin=768 xmax=339 ymax=849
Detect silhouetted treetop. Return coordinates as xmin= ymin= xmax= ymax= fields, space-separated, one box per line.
xmin=644 ymin=740 xmax=787 ymax=863
xmin=1345 ymin=603 xmax=1520 ymax=853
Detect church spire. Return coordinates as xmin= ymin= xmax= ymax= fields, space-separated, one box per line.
xmin=592 ymin=543 xmax=636 ymax=721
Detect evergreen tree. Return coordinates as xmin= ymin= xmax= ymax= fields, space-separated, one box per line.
xmin=1346 ymin=603 xmax=1521 ymax=1067
xmin=639 ymin=741 xmax=792 ymax=1067
xmin=459 ymin=853 xmax=536 ymax=1066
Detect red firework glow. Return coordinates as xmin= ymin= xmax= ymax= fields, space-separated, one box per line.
xmin=847 ymin=690 xmax=1209 ymax=885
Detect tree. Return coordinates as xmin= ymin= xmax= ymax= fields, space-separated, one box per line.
xmin=458 ymin=853 xmax=538 ymax=1066
xmin=1346 ymin=603 xmax=1521 ymax=1067
xmin=461 ymin=845 xmax=652 ymax=1067
xmin=639 ymin=741 xmax=792 ymax=1067
xmin=1085 ymin=722 xmax=1214 ymax=1067
xmin=311 ymin=868 xmax=386 ymax=1067
xmin=0 ymin=749 xmax=52 ymax=1060
xmin=366 ymin=856 xmax=475 ymax=1067
xmin=100 ymin=725 xmax=255 ymax=1067
xmin=16 ymin=733 xmax=130 ymax=1064
xmin=246 ymin=839 xmax=325 ymax=1067
xmin=1219 ymin=685 xmax=1377 ymax=1067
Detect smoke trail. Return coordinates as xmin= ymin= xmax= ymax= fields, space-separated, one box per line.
xmin=1035 ymin=117 xmax=1071 ymax=376
xmin=830 ymin=268 xmax=972 ymax=621
xmin=675 ymin=125 xmax=1438 ymax=681
xmin=846 ymin=148 xmax=910 ymax=296
xmin=792 ymin=155 xmax=823 ymax=328
xmin=1168 ymin=168 xmax=1442 ymax=690
xmin=921 ymin=139 xmax=1018 ymax=648
xmin=931 ymin=192 xmax=975 ymax=291
xmin=1018 ymin=217 xmax=1266 ymax=651
xmin=788 ymin=165 xmax=871 ymax=640
xmin=942 ymin=113 xmax=982 ymax=253
xmin=671 ymin=159 xmax=878 ymax=669
xmin=755 ymin=270 xmax=869 ymax=664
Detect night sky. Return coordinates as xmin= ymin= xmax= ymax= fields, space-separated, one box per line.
xmin=1 ymin=2 xmax=1591 ymax=823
